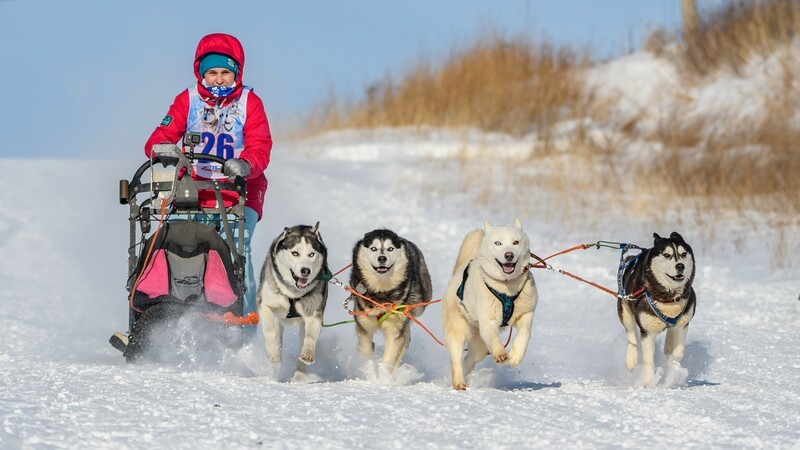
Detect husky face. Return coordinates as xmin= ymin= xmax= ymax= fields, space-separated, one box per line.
xmin=357 ymin=229 xmax=406 ymax=277
xmin=274 ymin=223 xmax=326 ymax=290
xmin=477 ymin=218 xmax=530 ymax=281
xmin=649 ymin=232 xmax=695 ymax=292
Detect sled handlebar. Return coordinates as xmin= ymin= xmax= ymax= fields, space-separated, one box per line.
xmin=121 ymin=153 xmax=242 ymax=205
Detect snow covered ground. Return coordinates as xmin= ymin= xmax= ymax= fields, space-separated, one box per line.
xmin=1 ymin=133 xmax=798 ymax=449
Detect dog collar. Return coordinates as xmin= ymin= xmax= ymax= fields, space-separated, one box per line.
xmin=650 ymin=293 xmax=684 ymax=304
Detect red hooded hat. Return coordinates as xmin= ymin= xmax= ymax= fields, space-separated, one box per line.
xmin=193 ymin=33 xmax=246 ymax=100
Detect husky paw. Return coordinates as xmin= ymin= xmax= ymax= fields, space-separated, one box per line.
xmin=298 ymin=350 xmax=315 ymax=365
xmin=508 ymin=351 xmax=523 ymax=368
xmin=267 ymin=352 xmax=282 ymax=365
xmin=639 ymin=365 xmax=656 ymax=387
xmin=493 ymin=350 xmax=509 ymax=365
xmin=625 ymin=348 xmax=638 ymax=371
xmin=452 ymin=381 xmax=467 ymax=391
xmin=291 ymin=371 xmax=308 ymax=382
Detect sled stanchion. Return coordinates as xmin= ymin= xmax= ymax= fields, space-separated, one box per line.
xmin=128 ymin=198 xmax=169 ymax=314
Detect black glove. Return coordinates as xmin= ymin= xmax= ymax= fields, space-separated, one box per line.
xmin=223 ymin=158 xmax=251 ymax=179
xmin=157 ymin=155 xmax=180 ymax=168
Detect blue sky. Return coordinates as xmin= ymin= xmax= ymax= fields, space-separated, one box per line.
xmin=0 ymin=0 xmax=700 ymax=158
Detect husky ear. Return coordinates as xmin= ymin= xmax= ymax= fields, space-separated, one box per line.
xmin=312 ymin=221 xmax=325 ymax=245
xmin=280 ymin=227 xmax=289 ymax=240
xmin=484 ymin=219 xmax=494 ymax=231
xmin=653 ymin=232 xmax=663 ymax=244
xmin=670 ymin=231 xmax=684 ymax=242
xmin=513 ymin=218 xmax=523 ymax=230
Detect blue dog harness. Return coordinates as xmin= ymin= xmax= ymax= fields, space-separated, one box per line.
xmin=644 ymin=291 xmax=686 ymax=328
xmin=457 ymin=263 xmax=522 ymax=327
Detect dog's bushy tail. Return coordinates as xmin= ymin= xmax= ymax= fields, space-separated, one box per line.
xmin=452 ymin=229 xmax=484 ymax=275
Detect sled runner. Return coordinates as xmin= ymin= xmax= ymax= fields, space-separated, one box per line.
xmin=113 ymin=132 xmax=257 ymax=362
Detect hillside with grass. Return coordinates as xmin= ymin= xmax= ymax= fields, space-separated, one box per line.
xmin=301 ymin=0 xmax=799 ymax=266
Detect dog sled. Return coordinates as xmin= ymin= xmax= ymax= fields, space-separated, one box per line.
xmin=111 ymin=132 xmax=258 ymax=362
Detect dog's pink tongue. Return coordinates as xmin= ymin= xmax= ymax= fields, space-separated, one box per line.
xmin=502 ymin=263 xmax=515 ymax=274
xmin=296 ymin=278 xmax=309 ymax=288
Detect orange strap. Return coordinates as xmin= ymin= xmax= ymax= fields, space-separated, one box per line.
xmin=529 ymin=247 xmax=619 ymax=298
xmin=346 ymin=287 xmax=514 ymax=349
xmin=332 ymin=263 xmax=514 ymax=349
xmin=345 ymin=286 xmax=447 ymax=346
xmin=332 ymin=263 xmax=353 ymax=277
xmin=202 ymin=311 xmax=260 ymax=326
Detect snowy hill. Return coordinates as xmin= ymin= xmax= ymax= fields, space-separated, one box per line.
xmin=1 ymin=130 xmax=798 ymax=448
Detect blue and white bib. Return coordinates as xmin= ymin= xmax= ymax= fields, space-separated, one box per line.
xmin=185 ymin=84 xmax=250 ymax=179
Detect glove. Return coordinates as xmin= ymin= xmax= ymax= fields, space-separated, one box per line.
xmin=157 ymin=155 xmax=180 ymax=168
xmin=223 ymin=158 xmax=251 ymax=179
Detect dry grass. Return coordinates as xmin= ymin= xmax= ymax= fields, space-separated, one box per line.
xmin=305 ymin=32 xmax=591 ymax=140
xmin=678 ymin=0 xmax=800 ymax=75
xmin=301 ymin=7 xmax=799 ymax=266
xmin=638 ymin=0 xmax=800 ymax=219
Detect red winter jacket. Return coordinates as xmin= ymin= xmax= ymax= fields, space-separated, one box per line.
xmin=144 ymin=33 xmax=272 ymax=220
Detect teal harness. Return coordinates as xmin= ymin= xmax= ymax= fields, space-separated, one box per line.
xmin=456 ymin=264 xmax=521 ymax=327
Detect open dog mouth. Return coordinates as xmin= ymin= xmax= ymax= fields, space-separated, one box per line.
xmin=496 ymin=260 xmax=517 ymax=274
xmin=668 ymin=273 xmax=685 ymax=281
xmin=372 ymin=265 xmax=392 ymax=274
xmin=291 ymin=270 xmax=309 ymax=289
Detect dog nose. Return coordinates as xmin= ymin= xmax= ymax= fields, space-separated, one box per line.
xmin=675 ymin=263 xmax=685 ymax=272
xmin=504 ymin=252 xmax=514 ymax=262
xmin=300 ymin=267 xmax=311 ymax=277
xmin=378 ymin=255 xmax=387 ymax=264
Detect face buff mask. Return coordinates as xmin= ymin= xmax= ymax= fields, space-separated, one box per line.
xmin=203 ymin=81 xmax=237 ymax=98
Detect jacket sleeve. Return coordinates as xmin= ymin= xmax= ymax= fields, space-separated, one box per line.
xmin=144 ymin=90 xmax=190 ymax=157
xmin=239 ymin=92 xmax=272 ymax=177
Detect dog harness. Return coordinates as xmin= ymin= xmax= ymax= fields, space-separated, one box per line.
xmin=644 ymin=292 xmax=687 ymax=328
xmin=457 ymin=264 xmax=522 ymax=327
xmin=282 ymin=267 xmax=334 ymax=319
xmin=286 ymin=298 xmax=302 ymax=319
xmin=617 ymin=246 xmax=688 ymax=329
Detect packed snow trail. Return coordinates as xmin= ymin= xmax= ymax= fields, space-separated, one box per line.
xmin=1 ymin=139 xmax=798 ymax=448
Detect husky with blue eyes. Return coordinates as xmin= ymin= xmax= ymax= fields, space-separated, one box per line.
xmin=348 ymin=229 xmax=432 ymax=370
xmin=257 ymin=222 xmax=329 ymax=376
xmin=617 ymin=232 xmax=697 ymax=386
xmin=441 ymin=219 xmax=539 ymax=390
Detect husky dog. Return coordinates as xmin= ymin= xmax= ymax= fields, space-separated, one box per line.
xmin=349 ymin=229 xmax=432 ymax=369
xmin=441 ymin=219 xmax=538 ymax=390
xmin=618 ymin=232 xmax=697 ymax=386
xmin=257 ymin=223 xmax=329 ymax=372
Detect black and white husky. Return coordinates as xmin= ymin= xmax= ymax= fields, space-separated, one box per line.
xmin=618 ymin=232 xmax=697 ymax=386
xmin=441 ymin=219 xmax=538 ymax=390
xmin=257 ymin=223 xmax=329 ymax=374
xmin=348 ymin=229 xmax=432 ymax=369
